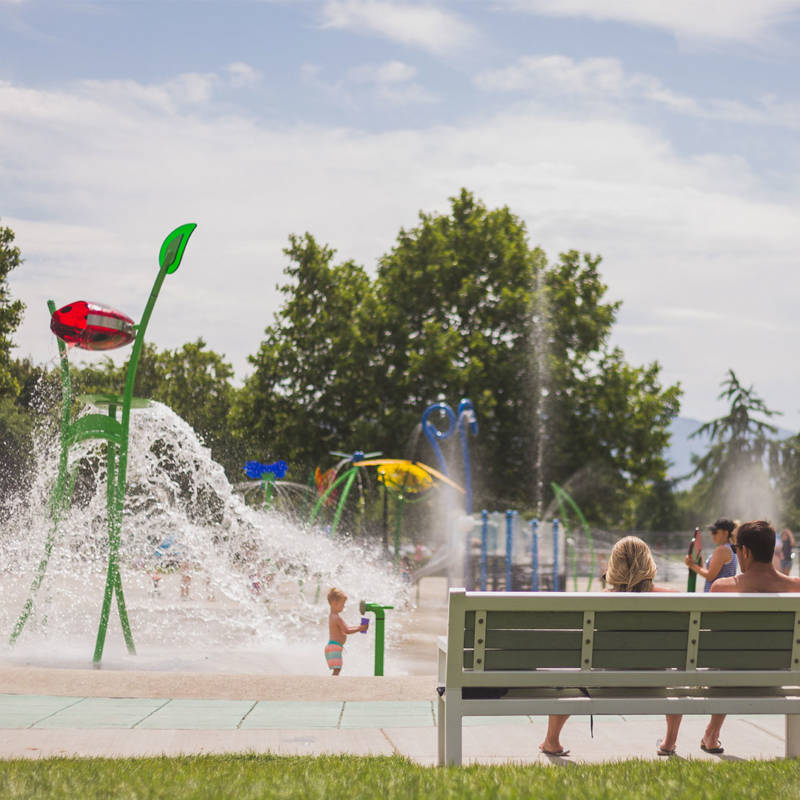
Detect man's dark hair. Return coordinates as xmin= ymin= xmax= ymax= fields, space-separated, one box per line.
xmin=736 ymin=520 xmax=776 ymax=563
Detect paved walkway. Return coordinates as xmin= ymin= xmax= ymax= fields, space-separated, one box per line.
xmin=0 ymin=689 xmax=790 ymax=764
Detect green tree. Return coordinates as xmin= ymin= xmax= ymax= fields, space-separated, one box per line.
xmin=367 ymin=190 xmax=540 ymax=505
xmin=0 ymin=222 xmax=25 ymax=397
xmin=368 ymin=190 xmax=680 ymax=522
xmin=0 ymin=223 xmax=30 ymax=515
xmin=772 ymin=435 xmax=800 ymax=529
xmin=689 ymin=369 xmax=780 ymax=521
xmin=234 ymin=234 xmax=377 ymax=472
xmin=240 ymin=191 xmax=681 ymax=525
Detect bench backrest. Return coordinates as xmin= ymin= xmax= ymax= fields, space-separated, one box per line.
xmin=447 ymin=590 xmax=800 ymax=688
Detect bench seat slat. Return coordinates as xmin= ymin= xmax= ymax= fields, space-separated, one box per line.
xmin=700 ymin=630 xmax=793 ymax=650
xmin=455 ymin=669 xmax=800 ymax=688
xmin=465 ymin=649 xmax=581 ymax=670
xmin=592 ymin=650 xmax=686 ymax=669
xmin=700 ymin=612 xmax=794 ymax=631
xmin=698 ymin=650 xmax=791 ymax=669
xmin=594 ymin=631 xmax=688 ymax=651
xmin=476 ymin=611 xmax=584 ymax=630
xmin=595 ymin=612 xmax=688 ymax=631
xmin=465 ymin=630 xmax=582 ymax=650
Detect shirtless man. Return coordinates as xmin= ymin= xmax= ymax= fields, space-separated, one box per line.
xmin=711 ymin=520 xmax=800 ymax=594
xmin=684 ymin=521 xmax=800 ymax=752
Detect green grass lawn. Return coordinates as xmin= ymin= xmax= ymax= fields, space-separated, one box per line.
xmin=1 ymin=755 xmax=799 ymax=800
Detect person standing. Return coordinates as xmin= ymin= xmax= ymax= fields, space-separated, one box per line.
xmin=685 ymin=518 xmax=737 ymax=591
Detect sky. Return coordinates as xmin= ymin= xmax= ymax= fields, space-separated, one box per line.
xmin=2 ymin=0 xmax=800 ymax=429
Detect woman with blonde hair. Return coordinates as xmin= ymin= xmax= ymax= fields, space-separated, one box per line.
xmin=540 ymin=536 xmax=679 ymax=757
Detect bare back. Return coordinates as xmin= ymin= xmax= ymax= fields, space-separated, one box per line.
xmin=711 ymin=564 xmax=800 ymax=593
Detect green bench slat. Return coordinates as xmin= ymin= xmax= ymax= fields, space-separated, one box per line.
xmin=700 ymin=612 xmax=795 ymax=631
xmin=594 ymin=612 xmax=689 ymax=631
xmin=465 ymin=649 xmax=581 ymax=670
xmin=464 ymin=629 xmax=582 ymax=650
xmin=700 ymin=630 xmax=793 ymax=650
xmin=697 ymin=650 xmax=792 ymax=669
xmin=593 ymin=631 xmax=688 ymax=651
xmin=592 ymin=650 xmax=686 ymax=669
xmin=465 ymin=611 xmax=584 ymax=631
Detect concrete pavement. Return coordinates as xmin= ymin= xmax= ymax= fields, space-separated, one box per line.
xmin=0 ymin=673 xmax=790 ymax=764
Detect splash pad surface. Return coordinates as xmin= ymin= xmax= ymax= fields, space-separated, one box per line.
xmin=2 ymin=402 xmax=424 ymax=676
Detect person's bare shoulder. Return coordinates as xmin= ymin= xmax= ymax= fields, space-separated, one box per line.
xmin=710 ymin=576 xmax=739 ymax=592
xmin=782 ymin=576 xmax=800 ymax=592
xmin=652 ymin=584 xmax=678 ymax=592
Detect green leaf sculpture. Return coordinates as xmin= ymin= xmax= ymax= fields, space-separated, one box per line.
xmin=159 ymin=223 xmax=197 ymax=274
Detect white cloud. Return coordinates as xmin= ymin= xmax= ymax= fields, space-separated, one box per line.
xmin=476 ymin=55 xmax=627 ymax=95
xmin=476 ymin=54 xmax=800 ymax=132
xmin=67 ymin=64 xmax=260 ymax=115
xmin=499 ymin=0 xmax=800 ymax=42
xmin=320 ymin=0 xmax=476 ymax=53
xmin=348 ymin=60 xmax=417 ymax=84
xmin=226 ymin=62 xmax=262 ymax=88
xmin=303 ymin=60 xmax=437 ymax=105
xmin=2 ymin=74 xmax=800 ymax=428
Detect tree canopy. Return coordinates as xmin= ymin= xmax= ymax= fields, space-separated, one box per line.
xmin=237 ymin=190 xmax=682 ymax=525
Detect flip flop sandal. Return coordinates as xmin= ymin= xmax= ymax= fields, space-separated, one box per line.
xmin=657 ymin=740 xmax=676 ymax=756
xmin=700 ymin=741 xmax=724 ymax=754
xmin=539 ymin=747 xmax=571 ymax=757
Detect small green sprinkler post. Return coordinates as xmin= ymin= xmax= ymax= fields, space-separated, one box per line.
xmin=686 ymin=527 xmax=703 ymax=592
xmin=359 ymin=600 xmax=393 ymax=676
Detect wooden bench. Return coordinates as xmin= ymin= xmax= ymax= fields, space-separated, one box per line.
xmin=437 ymin=589 xmax=800 ymax=765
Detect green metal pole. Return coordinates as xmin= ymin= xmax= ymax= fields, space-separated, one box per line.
xmin=308 ymin=468 xmax=353 ymax=525
xmin=331 ymin=469 xmax=358 ymax=535
xmin=10 ymin=301 xmax=73 ymax=645
xmin=373 ymin=612 xmax=385 ymax=676
xmin=361 ymin=602 xmax=393 ymax=676
xmin=263 ymin=474 xmax=275 ymax=510
xmin=551 ymin=482 xmax=596 ymax=592
xmin=93 ymin=223 xmax=195 ymax=665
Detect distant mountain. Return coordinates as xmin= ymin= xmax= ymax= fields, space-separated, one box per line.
xmin=666 ymin=417 xmax=796 ymax=487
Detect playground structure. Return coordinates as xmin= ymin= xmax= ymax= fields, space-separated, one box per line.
xmin=421 ymin=399 xmax=477 ymax=513
xmin=417 ymin=480 xmax=602 ymax=593
xmin=444 ymin=511 xmax=567 ymax=591
xmin=308 ymin=451 xmax=464 ymax=553
xmin=9 ymin=224 xmax=197 ymax=666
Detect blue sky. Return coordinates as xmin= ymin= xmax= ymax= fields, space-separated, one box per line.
xmin=2 ymin=0 xmax=800 ymax=429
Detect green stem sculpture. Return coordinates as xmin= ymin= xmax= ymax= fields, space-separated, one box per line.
xmin=551 ymin=482 xmax=596 ymax=592
xmin=9 ymin=223 xmax=196 ymax=667
xmin=308 ymin=467 xmax=359 ymax=536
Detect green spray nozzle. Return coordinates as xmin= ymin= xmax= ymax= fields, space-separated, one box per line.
xmin=359 ymin=600 xmax=394 ymax=616
xmin=358 ymin=600 xmax=394 ymax=676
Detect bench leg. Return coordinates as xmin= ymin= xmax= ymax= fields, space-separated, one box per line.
xmin=787 ymin=715 xmax=800 ymax=758
xmin=444 ymin=688 xmax=462 ymax=766
xmin=437 ymin=693 xmax=445 ymax=766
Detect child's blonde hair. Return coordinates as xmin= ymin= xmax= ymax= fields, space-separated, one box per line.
xmin=327 ymin=587 xmax=347 ymax=605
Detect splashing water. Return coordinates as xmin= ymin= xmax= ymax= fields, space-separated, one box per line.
xmin=0 ymin=402 xmax=410 ymax=673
